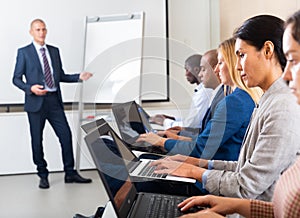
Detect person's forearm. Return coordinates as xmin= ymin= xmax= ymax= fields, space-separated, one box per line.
xmin=164 ymin=131 xmax=192 ymax=141
xmin=158 ymin=134 xmax=191 ymax=145
xmin=177 ymin=135 xmax=192 ymax=141
xmin=198 ymin=159 xmax=209 ymax=168
xmin=207 ymin=197 xmax=251 ymax=217
xmin=184 ymin=157 xmax=208 ymax=168
xmin=230 ymin=198 xmax=251 ymax=217
xmin=190 ymin=167 xmax=206 ymax=182
xmin=158 ymin=137 xmax=168 ymax=147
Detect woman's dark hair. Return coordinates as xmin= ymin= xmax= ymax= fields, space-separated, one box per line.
xmin=234 ymin=15 xmax=286 ymax=70
xmin=285 ymin=10 xmax=300 ymax=45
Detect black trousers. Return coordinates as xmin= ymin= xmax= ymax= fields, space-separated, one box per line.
xmin=27 ymin=93 xmax=75 ymax=178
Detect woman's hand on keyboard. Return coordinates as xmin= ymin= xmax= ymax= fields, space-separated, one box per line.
xmin=149 ymin=159 xmax=206 ymax=181
xmin=163 ymin=154 xmax=207 ymax=167
xmin=178 ymin=195 xmax=250 ymax=218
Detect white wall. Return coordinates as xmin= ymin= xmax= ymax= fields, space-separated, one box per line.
xmin=219 ymin=0 xmax=300 ymax=41
xmin=144 ymin=0 xmax=220 ymax=112
xmin=0 ymin=112 xmax=96 ymax=175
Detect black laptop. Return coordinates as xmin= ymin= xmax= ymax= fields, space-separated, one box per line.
xmin=112 ymin=101 xmax=167 ymax=154
xmin=84 ymin=123 xmax=202 ymax=218
xmin=89 ymin=120 xmax=195 ymax=184
xmin=81 ymin=118 xmax=107 ymax=134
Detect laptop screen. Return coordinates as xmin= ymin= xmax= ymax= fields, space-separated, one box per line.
xmin=112 ymin=101 xmax=147 ymax=143
xmin=108 ymin=125 xmax=141 ymax=168
xmin=137 ymin=104 xmax=155 ymax=133
xmin=81 ymin=118 xmax=107 ymax=134
xmin=84 ymin=123 xmax=138 ymax=218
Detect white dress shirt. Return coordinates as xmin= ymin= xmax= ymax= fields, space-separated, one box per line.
xmin=163 ymin=83 xmax=213 ymax=129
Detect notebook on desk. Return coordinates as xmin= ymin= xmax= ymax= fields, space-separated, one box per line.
xmin=84 ymin=120 xmax=195 ymax=184
xmin=112 ymin=101 xmax=167 ymax=154
xmin=84 ymin=123 xmax=200 ymax=218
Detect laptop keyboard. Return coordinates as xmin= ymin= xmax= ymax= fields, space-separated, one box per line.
xmin=145 ymin=194 xmax=186 ymax=218
xmin=138 ymin=161 xmax=167 ymax=178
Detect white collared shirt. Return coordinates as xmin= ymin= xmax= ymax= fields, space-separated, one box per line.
xmin=32 ymin=41 xmax=57 ymax=91
xmin=163 ymin=83 xmax=213 ymax=128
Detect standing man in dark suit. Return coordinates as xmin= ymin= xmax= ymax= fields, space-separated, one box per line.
xmin=12 ymin=18 xmax=93 ymax=189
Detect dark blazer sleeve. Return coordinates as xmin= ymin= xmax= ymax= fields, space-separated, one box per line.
xmin=12 ymin=44 xmax=46 ymax=112
xmin=12 ymin=45 xmax=43 ymax=95
xmin=12 ymin=48 xmax=29 ymax=93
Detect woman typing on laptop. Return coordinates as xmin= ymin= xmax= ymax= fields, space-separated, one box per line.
xmin=138 ymin=14 xmax=300 ymax=204
xmin=177 ymin=10 xmax=300 ymax=218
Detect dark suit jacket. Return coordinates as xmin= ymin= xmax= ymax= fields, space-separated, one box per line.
xmin=201 ymin=85 xmax=225 ymax=130
xmin=12 ymin=43 xmax=80 ymax=112
xmin=178 ymin=86 xmax=225 ymax=137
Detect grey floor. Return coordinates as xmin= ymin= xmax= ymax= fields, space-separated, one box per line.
xmin=0 ymin=170 xmax=109 ymax=218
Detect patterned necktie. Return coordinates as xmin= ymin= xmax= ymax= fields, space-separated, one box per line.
xmin=40 ymin=47 xmax=54 ymax=88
